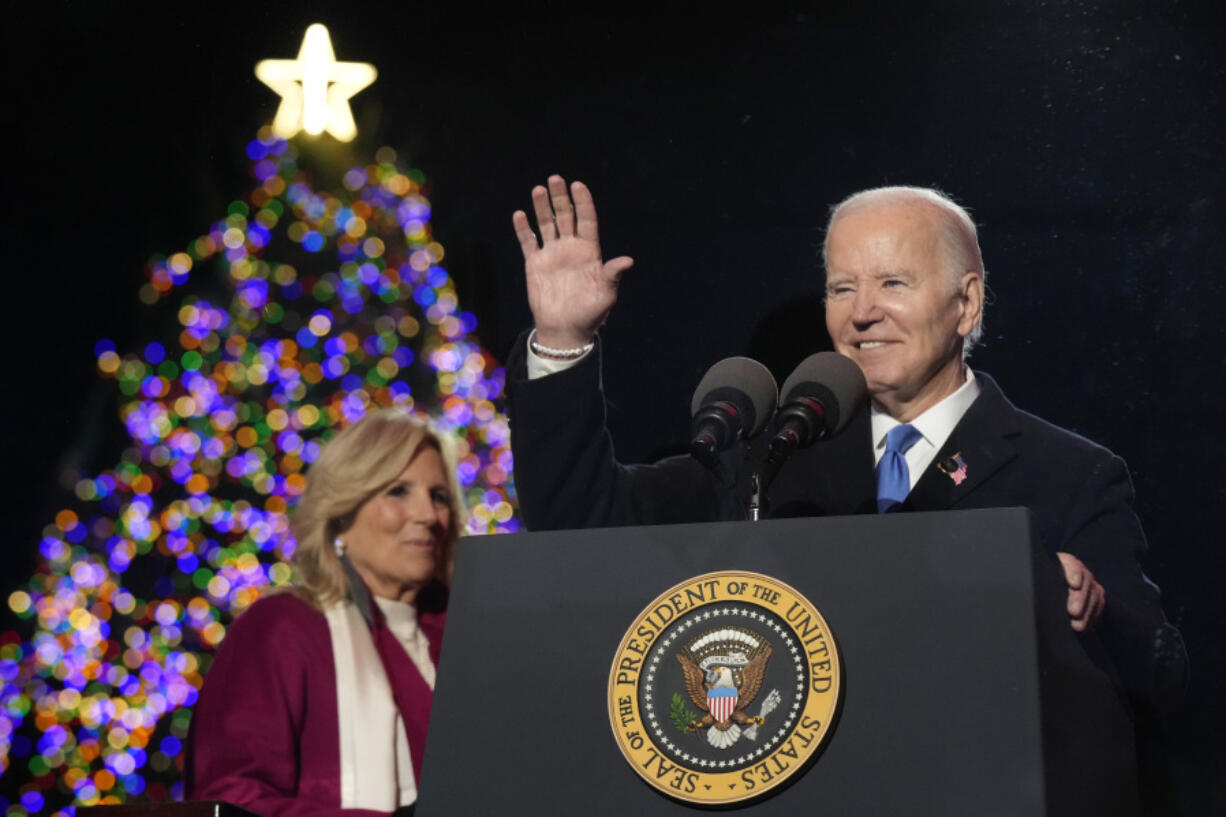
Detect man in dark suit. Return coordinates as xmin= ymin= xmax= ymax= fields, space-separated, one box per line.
xmin=505 ymin=176 xmax=1187 ymax=711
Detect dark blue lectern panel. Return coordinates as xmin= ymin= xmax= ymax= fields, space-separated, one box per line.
xmin=417 ymin=509 xmax=1134 ymax=816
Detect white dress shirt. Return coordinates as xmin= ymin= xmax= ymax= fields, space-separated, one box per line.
xmin=869 ymin=369 xmax=980 ymax=491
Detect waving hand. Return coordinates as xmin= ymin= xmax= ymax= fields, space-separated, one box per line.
xmin=512 ymin=175 xmax=634 ymax=354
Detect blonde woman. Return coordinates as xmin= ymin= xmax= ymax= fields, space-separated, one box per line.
xmin=187 ymin=409 xmax=463 ymax=816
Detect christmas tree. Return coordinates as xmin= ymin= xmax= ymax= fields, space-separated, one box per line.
xmin=0 ymin=30 xmax=520 ymax=815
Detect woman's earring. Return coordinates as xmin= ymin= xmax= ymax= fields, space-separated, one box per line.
xmin=333 ymin=537 xmax=345 ymax=557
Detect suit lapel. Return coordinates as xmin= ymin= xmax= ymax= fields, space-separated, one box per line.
xmin=761 ymin=397 xmax=876 ymax=517
xmin=906 ymin=372 xmax=1021 ymax=511
xmin=763 ymin=373 xmax=1021 ymax=516
xmin=823 ymin=404 xmax=878 ymax=514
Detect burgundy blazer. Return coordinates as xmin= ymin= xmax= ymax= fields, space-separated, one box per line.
xmin=186 ymin=592 xmax=444 ymax=817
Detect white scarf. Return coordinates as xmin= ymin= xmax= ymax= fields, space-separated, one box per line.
xmin=323 ymin=601 xmax=416 ymax=810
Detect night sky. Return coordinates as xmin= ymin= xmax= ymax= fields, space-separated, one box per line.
xmin=4 ymin=2 xmax=1224 ymax=811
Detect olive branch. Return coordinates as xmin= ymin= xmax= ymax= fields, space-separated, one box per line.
xmin=670 ymin=691 xmax=702 ymax=734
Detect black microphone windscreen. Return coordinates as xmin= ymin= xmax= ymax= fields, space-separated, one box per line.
xmin=690 ymin=357 xmax=779 ymax=437
xmin=778 ymin=352 xmax=867 ymax=436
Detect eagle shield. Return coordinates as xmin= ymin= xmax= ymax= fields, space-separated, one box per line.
xmin=675 ymin=626 xmax=773 ymax=749
xmin=708 ymin=686 xmax=738 ymax=723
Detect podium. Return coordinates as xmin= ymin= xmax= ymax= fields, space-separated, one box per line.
xmin=416 ymin=508 xmax=1137 ymax=816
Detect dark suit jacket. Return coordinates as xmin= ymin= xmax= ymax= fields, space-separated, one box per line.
xmin=506 ymin=339 xmax=1188 ymax=711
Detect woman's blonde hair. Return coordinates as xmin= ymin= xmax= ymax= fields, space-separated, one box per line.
xmin=291 ymin=408 xmax=464 ymax=608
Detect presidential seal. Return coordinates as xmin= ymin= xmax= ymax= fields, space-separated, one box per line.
xmin=607 ymin=571 xmax=841 ymax=805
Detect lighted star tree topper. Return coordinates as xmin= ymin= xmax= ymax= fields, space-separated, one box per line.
xmin=255 ymin=23 xmax=376 ymax=142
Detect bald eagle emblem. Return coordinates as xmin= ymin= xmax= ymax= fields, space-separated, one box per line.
xmin=675 ymin=626 xmax=778 ymax=749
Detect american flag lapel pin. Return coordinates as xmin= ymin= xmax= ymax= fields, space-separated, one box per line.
xmin=937 ymin=452 xmax=969 ymax=486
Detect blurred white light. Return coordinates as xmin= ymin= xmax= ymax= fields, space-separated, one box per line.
xmin=254 ymin=24 xmax=377 ymax=142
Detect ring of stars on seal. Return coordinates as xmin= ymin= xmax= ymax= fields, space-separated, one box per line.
xmin=642 ymin=605 xmax=806 ymax=768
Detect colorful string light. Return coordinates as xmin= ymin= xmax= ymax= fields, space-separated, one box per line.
xmin=0 ymin=129 xmax=519 ymax=816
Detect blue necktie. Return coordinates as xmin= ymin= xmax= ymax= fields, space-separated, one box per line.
xmin=876 ymin=423 xmax=923 ymax=513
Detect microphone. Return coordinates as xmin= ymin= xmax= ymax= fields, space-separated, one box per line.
xmin=689 ymin=357 xmax=778 ymax=468
xmin=763 ymin=352 xmax=867 ymax=484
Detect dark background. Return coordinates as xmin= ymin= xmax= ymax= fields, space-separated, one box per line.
xmin=3 ymin=1 xmax=1223 ymax=812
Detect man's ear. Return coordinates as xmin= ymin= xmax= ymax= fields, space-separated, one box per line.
xmin=957 ymin=271 xmax=984 ymax=337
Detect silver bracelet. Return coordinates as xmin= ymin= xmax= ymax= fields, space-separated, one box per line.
xmin=529 ymin=329 xmax=594 ymax=359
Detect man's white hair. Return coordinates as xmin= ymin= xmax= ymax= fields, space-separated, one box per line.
xmin=822 ymin=185 xmax=986 ymax=358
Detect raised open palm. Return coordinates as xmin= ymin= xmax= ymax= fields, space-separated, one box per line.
xmin=512 ymin=175 xmax=634 ymax=351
